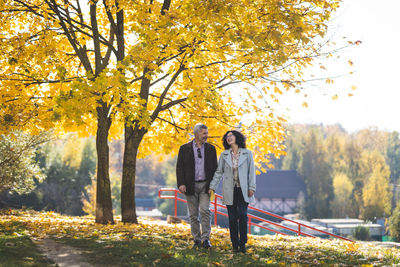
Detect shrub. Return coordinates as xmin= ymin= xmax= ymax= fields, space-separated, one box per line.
xmin=353 ymin=226 xmax=370 ymax=241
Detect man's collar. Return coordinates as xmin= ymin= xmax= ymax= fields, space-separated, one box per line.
xmin=193 ymin=139 xmax=205 ymax=148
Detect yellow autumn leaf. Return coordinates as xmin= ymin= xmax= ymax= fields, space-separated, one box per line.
xmin=274 ymin=87 xmax=283 ymax=95
xmin=345 ymin=242 xmax=359 ymax=252
xmin=325 ymin=78 xmax=334 ymax=84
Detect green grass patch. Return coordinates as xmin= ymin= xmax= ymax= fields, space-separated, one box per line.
xmin=55 ymin=234 xmax=400 ymax=267
xmin=56 ymin=236 xmax=266 ymax=267
xmin=0 ymin=221 xmax=53 ymax=267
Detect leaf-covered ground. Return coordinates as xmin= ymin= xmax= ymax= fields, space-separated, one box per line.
xmin=1 ymin=209 xmax=399 ymax=266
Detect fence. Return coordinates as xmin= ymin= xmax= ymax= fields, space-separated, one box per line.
xmin=158 ymin=188 xmax=353 ymax=242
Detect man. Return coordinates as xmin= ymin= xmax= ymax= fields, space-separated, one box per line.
xmin=176 ymin=123 xmax=218 ymax=249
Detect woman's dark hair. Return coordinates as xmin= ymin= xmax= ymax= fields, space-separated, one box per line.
xmin=222 ymin=130 xmax=246 ymax=149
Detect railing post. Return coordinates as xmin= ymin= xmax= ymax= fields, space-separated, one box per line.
xmin=248 ymin=218 xmax=251 ymax=234
xmin=298 ymin=224 xmax=301 ymax=236
xmin=174 ymin=190 xmax=177 ymax=217
xmin=214 ymin=197 xmax=217 ymax=226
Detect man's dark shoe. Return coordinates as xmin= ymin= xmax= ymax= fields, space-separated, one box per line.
xmin=239 ymin=245 xmax=246 ymax=253
xmin=233 ymin=246 xmax=239 ymax=253
xmin=202 ymin=239 xmax=212 ymax=249
xmin=192 ymin=240 xmax=201 ymax=249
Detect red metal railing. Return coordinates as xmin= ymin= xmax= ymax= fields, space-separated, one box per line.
xmin=158 ymin=188 xmax=353 ymax=242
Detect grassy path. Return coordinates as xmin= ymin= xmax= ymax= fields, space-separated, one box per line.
xmin=1 ymin=210 xmax=399 ymax=266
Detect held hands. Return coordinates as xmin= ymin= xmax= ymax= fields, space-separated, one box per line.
xmin=208 ymin=188 xmax=253 ymax=196
xmin=179 ymin=185 xmax=186 ymax=193
xmin=248 ymin=190 xmax=254 ymax=197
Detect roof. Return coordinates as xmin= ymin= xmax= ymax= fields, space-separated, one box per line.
xmin=332 ymin=224 xmax=382 ymax=229
xmin=311 ymin=218 xmax=364 ymax=225
xmin=257 ymin=170 xmax=306 ymax=199
xmin=216 ymin=170 xmax=306 ymax=199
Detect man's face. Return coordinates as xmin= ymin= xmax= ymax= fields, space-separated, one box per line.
xmin=196 ymin=128 xmax=209 ymax=144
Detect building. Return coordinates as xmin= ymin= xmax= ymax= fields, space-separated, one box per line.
xmin=312 ymin=218 xmax=383 ymax=240
xmin=311 ymin=218 xmax=364 ymax=228
xmin=252 ymin=170 xmax=306 ymax=214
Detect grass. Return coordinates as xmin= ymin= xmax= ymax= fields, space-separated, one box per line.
xmin=1 ymin=209 xmax=400 ymax=266
xmin=0 ymin=219 xmax=53 ymax=267
xmin=55 ymin=235 xmax=392 ymax=267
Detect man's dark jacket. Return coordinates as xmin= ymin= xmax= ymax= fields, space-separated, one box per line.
xmin=176 ymin=141 xmax=218 ymax=195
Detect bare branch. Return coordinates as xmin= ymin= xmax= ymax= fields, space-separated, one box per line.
xmin=150 ymin=65 xmax=185 ymax=121
xmin=157 ymin=116 xmax=185 ymax=130
xmin=159 ymin=98 xmax=187 ymax=112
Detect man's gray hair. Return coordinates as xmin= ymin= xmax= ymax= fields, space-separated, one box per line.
xmin=193 ymin=123 xmax=208 ymax=134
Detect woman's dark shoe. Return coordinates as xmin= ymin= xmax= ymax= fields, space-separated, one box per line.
xmin=239 ymin=245 xmax=246 ymax=253
xmin=233 ymin=246 xmax=239 ymax=253
xmin=203 ymin=239 xmax=212 ymax=249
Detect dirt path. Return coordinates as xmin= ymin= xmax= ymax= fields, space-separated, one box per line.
xmin=33 ymin=238 xmax=92 ymax=267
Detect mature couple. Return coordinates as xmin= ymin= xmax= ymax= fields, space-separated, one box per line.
xmin=176 ymin=123 xmax=256 ymax=253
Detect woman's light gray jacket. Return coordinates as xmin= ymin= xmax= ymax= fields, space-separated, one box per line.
xmin=209 ymin=148 xmax=256 ymax=205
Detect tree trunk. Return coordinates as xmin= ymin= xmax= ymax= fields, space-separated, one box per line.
xmin=121 ymin=125 xmax=146 ymax=223
xmin=95 ymin=105 xmax=114 ymax=224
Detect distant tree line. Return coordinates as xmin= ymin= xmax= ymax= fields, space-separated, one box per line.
xmin=0 ymin=133 xmax=95 ymax=215
xmin=0 ymin=133 xmax=169 ymax=216
xmin=273 ymin=124 xmax=400 ymax=225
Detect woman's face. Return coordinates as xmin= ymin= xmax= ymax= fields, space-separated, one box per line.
xmin=226 ymin=132 xmax=236 ymax=146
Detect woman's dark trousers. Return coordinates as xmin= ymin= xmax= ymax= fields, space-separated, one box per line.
xmin=227 ymin=186 xmax=248 ymax=249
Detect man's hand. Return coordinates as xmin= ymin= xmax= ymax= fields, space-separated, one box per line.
xmin=179 ymin=185 xmax=186 ymax=193
xmin=208 ymin=189 xmax=214 ymax=195
xmin=248 ymin=190 xmax=254 ymax=197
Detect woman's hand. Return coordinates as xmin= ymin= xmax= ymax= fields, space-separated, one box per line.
xmin=208 ymin=189 xmax=215 ymax=195
xmin=248 ymin=190 xmax=254 ymax=197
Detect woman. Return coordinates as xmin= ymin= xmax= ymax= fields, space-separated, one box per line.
xmin=208 ymin=130 xmax=256 ymax=253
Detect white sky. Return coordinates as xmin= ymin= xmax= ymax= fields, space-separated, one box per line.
xmin=275 ymin=0 xmax=400 ymax=133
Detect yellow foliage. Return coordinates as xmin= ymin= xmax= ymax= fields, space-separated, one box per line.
xmin=0 ymin=0 xmax=350 ymax=172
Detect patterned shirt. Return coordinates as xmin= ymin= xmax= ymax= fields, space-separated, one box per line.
xmin=231 ymin=149 xmax=241 ymax=187
xmin=193 ymin=141 xmax=206 ymax=181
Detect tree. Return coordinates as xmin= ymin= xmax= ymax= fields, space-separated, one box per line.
xmin=281 ymin=126 xmax=302 ymax=171
xmin=298 ymin=128 xmax=333 ymax=219
xmin=1 ymin=135 xmax=97 ymax=215
xmin=386 ymin=132 xmax=400 ymax=183
xmin=1 ymin=0 xmax=349 ymax=223
xmin=353 ymin=226 xmax=370 ymax=241
xmin=388 ymin=203 xmax=400 ymax=241
xmin=361 ymin=153 xmax=392 ymax=221
xmin=341 ymin=139 xmax=364 ymax=218
xmin=331 ymin=172 xmax=353 ymax=218
xmin=0 ymin=131 xmax=49 ymax=194
xmin=325 ymin=131 xmax=347 ymax=174
xmin=355 ymin=127 xmax=389 ymax=156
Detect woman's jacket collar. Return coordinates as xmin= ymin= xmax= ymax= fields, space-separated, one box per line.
xmin=222 ymin=148 xmax=248 ymax=167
